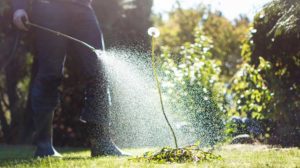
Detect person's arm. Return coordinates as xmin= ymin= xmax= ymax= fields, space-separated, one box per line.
xmin=11 ymin=0 xmax=30 ymax=31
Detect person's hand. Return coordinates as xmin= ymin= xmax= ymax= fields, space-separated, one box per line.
xmin=13 ymin=9 xmax=29 ymax=31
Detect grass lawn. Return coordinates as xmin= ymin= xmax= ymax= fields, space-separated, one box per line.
xmin=0 ymin=144 xmax=299 ymax=168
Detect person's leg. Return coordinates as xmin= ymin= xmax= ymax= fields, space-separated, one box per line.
xmin=30 ymin=0 xmax=68 ymax=157
xmin=66 ymin=4 xmax=128 ymax=156
xmin=67 ymin=4 xmax=108 ymax=125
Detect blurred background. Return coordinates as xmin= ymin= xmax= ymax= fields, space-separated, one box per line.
xmin=0 ymin=0 xmax=299 ymax=147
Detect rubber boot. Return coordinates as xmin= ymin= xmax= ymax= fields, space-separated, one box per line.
xmin=33 ymin=111 xmax=62 ymax=158
xmin=87 ymin=123 xmax=130 ymax=157
xmin=81 ymin=72 xmax=130 ymax=156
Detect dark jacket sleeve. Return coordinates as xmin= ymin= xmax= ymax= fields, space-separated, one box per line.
xmin=11 ymin=0 xmax=29 ymax=12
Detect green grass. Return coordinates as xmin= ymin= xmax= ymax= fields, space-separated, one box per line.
xmin=0 ymin=144 xmax=299 ymax=168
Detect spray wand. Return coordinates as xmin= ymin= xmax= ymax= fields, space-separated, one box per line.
xmin=24 ymin=20 xmax=97 ymax=51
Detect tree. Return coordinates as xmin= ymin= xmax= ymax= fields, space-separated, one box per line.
xmin=0 ymin=0 xmax=34 ymax=144
xmin=203 ymin=14 xmax=249 ymax=76
xmin=155 ymin=5 xmax=250 ymax=76
xmin=156 ymin=5 xmax=205 ymax=56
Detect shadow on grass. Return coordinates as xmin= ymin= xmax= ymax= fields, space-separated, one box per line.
xmin=0 ymin=144 xmax=90 ymax=167
xmin=0 ymin=144 xmax=137 ymax=167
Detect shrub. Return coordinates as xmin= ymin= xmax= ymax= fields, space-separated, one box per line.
xmin=160 ymin=30 xmax=225 ymax=146
xmin=230 ymin=57 xmax=273 ymax=120
xmin=247 ymin=0 xmax=300 ymax=146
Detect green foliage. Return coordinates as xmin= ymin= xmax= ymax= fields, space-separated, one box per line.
xmin=203 ymin=14 xmax=250 ymax=75
xmin=0 ymin=0 xmax=34 ymax=144
xmin=225 ymin=119 xmax=241 ymax=137
xmin=226 ymin=0 xmax=300 ymax=146
xmin=155 ymin=6 xmax=250 ymax=76
xmin=0 ymin=0 xmax=9 ymax=15
xmin=155 ymin=6 xmax=204 ymax=54
xmin=133 ymin=144 xmax=222 ymax=163
xmin=249 ymin=0 xmax=300 ymax=146
xmin=160 ymin=30 xmax=225 ymax=146
xmin=230 ymin=57 xmax=273 ymax=120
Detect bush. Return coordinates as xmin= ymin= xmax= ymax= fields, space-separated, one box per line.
xmin=248 ymin=0 xmax=300 ymax=146
xmin=160 ymin=30 xmax=225 ymax=146
xmin=230 ymin=57 xmax=273 ymax=120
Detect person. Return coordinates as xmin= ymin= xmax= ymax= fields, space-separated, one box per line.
xmin=11 ymin=0 xmax=127 ymax=157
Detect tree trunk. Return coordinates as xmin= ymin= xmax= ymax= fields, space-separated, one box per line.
xmin=0 ymin=101 xmax=9 ymax=143
xmin=19 ymin=56 xmax=38 ymax=144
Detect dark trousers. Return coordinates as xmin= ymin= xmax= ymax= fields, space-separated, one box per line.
xmin=30 ymin=0 xmax=109 ymax=139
